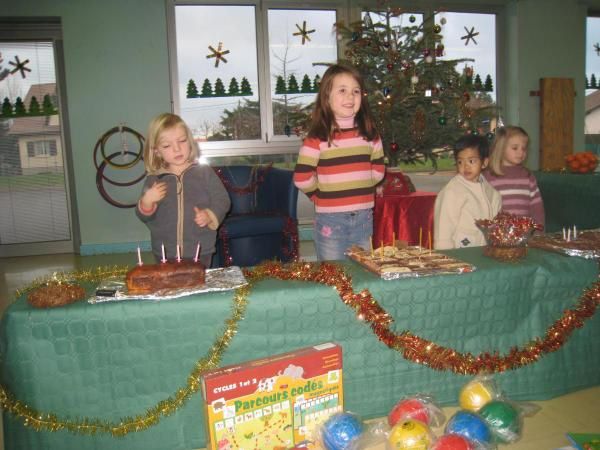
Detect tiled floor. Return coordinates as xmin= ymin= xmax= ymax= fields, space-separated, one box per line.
xmin=0 ymin=244 xmax=598 ymax=450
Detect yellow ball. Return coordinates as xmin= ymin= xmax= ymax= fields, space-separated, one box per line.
xmin=388 ymin=419 xmax=432 ymax=449
xmin=459 ymin=379 xmax=495 ymax=412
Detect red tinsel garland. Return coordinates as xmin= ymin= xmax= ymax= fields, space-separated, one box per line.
xmin=244 ymin=261 xmax=600 ymax=375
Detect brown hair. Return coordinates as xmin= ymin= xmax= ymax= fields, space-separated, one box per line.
xmin=488 ymin=125 xmax=529 ymax=176
xmin=307 ymin=63 xmax=378 ymax=144
xmin=143 ymin=113 xmax=199 ymax=174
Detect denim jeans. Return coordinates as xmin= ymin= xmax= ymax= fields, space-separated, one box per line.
xmin=314 ymin=209 xmax=373 ymax=261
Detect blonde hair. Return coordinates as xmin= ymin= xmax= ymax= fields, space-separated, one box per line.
xmin=488 ymin=126 xmax=529 ymax=176
xmin=143 ymin=113 xmax=199 ymax=174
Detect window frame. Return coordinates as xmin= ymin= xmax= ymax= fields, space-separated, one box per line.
xmin=166 ymin=0 xmax=348 ymax=159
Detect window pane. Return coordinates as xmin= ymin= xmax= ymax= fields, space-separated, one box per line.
xmin=0 ymin=41 xmax=71 ymax=244
xmin=268 ymin=9 xmax=338 ymax=137
xmin=175 ymin=5 xmax=260 ymax=141
xmin=436 ymin=12 xmax=497 ymax=101
xmin=586 ymin=17 xmax=600 ymax=139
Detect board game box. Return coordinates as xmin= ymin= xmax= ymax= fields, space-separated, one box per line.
xmin=201 ymin=342 xmax=343 ymax=450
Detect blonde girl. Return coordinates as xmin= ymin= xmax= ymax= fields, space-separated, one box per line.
xmin=137 ymin=113 xmax=230 ymax=266
xmin=484 ymin=126 xmax=545 ymax=227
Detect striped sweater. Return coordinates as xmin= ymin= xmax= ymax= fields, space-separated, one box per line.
xmin=293 ymin=129 xmax=385 ymax=213
xmin=483 ymin=165 xmax=545 ymax=228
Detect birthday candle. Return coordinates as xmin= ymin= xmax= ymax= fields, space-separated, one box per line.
xmin=428 ymin=231 xmax=432 ymax=254
xmin=370 ymin=236 xmax=374 ymax=257
xmin=194 ymin=242 xmax=201 ymax=263
xmin=419 ymin=227 xmax=423 ymax=248
xmin=573 ymin=225 xmax=577 ymax=239
xmin=567 ymin=228 xmax=571 ymax=242
xmin=562 ymin=227 xmax=566 ymax=241
xmin=161 ymin=243 xmax=166 ymax=263
xmin=392 ymin=232 xmax=396 ymax=248
xmin=176 ymin=245 xmax=181 ymax=262
xmin=137 ymin=246 xmax=143 ymax=266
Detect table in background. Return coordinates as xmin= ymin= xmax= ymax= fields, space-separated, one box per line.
xmin=535 ymin=171 xmax=600 ymax=232
xmin=374 ymin=191 xmax=437 ymax=247
xmin=1 ymin=248 xmax=599 ymax=450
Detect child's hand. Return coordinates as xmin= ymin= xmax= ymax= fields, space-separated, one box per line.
xmin=194 ymin=206 xmax=212 ymax=228
xmin=140 ymin=181 xmax=167 ymax=209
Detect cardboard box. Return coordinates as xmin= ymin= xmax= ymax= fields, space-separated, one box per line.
xmin=201 ymin=342 xmax=343 ymax=450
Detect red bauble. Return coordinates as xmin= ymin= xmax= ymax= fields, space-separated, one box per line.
xmin=390 ymin=142 xmax=399 ymax=153
xmin=388 ymin=398 xmax=429 ymax=427
xmin=387 ymin=63 xmax=394 ymax=72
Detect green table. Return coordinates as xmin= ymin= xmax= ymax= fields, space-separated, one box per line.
xmin=535 ymin=171 xmax=600 ymax=232
xmin=1 ymin=248 xmax=599 ymax=450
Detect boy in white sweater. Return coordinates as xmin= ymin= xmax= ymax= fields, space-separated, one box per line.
xmin=434 ymin=135 xmax=502 ymax=250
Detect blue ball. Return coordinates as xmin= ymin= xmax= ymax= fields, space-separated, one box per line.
xmin=321 ymin=413 xmax=364 ymax=450
xmin=445 ymin=410 xmax=492 ymax=445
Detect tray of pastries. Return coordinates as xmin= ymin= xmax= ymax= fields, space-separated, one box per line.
xmin=528 ymin=228 xmax=600 ymax=259
xmin=346 ymin=243 xmax=476 ymax=280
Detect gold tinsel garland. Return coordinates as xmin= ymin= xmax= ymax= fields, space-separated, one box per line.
xmin=1 ymin=261 xmax=599 ymax=436
xmin=1 ymin=266 xmax=250 ymax=436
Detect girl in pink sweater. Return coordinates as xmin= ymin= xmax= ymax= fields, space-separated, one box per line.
xmin=484 ymin=126 xmax=545 ymax=229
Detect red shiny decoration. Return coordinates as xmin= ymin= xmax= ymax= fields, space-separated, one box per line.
xmin=463 ymin=92 xmax=470 ymax=102
xmin=387 ymin=63 xmax=394 ymax=72
xmin=244 ymin=261 xmax=600 ymax=375
xmin=390 ymin=142 xmax=399 ymax=153
xmin=435 ymin=44 xmax=445 ymax=57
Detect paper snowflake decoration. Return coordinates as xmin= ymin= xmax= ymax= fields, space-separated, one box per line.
xmin=206 ymin=42 xmax=230 ymax=68
xmin=8 ymin=55 xmax=31 ymax=78
xmin=293 ymin=21 xmax=315 ymax=45
xmin=461 ymin=26 xmax=479 ymax=46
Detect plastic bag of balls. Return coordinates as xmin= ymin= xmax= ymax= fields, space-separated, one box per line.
xmin=458 ymin=375 xmax=501 ymax=413
xmin=388 ymin=394 xmax=446 ymax=428
xmin=318 ymin=411 xmax=365 ymax=450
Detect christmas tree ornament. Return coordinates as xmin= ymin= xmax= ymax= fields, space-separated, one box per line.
xmin=436 ymin=44 xmax=445 ymax=57
xmin=438 ymin=116 xmax=447 ymax=126
xmin=409 ymin=15 xmax=416 ymax=23
xmin=423 ymin=48 xmax=431 ymax=57
xmin=425 ymin=55 xmax=433 ymax=64
xmin=461 ymin=26 xmax=479 ymax=46
xmin=463 ymin=92 xmax=471 ymax=102
xmin=387 ymin=63 xmax=394 ymax=72
xmin=383 ymin=86 xmax=391 ymax=97
xmin=471 ymin=129 xmax=479 ymax=136
xmin=206 ymin=42 xmax=230 ymax=67
xmin=486 ymin=132 xmax=494 ymax=140
xmin=293 ymin=21 xmax=315 ymax=45
xmin=351 ymin=32 xmax=360 ymax=41
xmin=433 ymin=24 xmax=442 ymax=34
xmin=411 ymin=75 xmax=419 ymax=85
xmin=390 ymin=142 xmax=399 ymax=153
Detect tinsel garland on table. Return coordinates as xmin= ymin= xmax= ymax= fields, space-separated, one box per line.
xmin=1 ymin=266 xmax=250 ymax=437
xmin=0 ymin=261 xmax=599 ymax=436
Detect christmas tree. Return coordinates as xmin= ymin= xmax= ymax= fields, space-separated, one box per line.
xmin=336 ymin=8 xmax=496 ymax=167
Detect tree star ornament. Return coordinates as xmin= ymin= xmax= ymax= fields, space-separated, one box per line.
xmin=293 ymin=21 xmax=315 ymax=45
xmin=8 ymin=55 xmax=32 ymax=79
xmin=461 ymin=26 xmax=479 ymax=46
xmin=206 ymin=42 xmax=230 ymax=68
xmin=595 ymin=42 xmax=600 ymax=56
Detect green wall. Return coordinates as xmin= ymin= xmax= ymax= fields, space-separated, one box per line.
xmin=1 ymin=0 xmax=596 ymax=253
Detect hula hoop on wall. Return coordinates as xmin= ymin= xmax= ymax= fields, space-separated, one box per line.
xmin=95 ymin=150 xmax=142 ymax=208
xmin=96 ymin=126 xmax=144 ymax=170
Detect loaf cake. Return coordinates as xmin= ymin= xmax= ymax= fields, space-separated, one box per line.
xmin=126 ymin=260 xmax=206 ymax=295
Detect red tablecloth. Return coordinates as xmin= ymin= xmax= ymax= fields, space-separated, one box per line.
xmin=373 ymin=191 xmax=437 ymax=247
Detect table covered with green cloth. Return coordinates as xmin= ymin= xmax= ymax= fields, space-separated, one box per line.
xmin=535 ymin=171 xmax=600 ymax=232
xmin=1 ymin=248 xmax=599 ymax=450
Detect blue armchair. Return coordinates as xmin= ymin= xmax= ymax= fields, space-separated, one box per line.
xmin=212 ymin=165 xmax=299 ymax=267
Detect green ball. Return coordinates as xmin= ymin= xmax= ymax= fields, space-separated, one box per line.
xmin=438 ymin=116 xmax=447 ymax=126
xmin=479 ymin=400 xmax=520 ymax=444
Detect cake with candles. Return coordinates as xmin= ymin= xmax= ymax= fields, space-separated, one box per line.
xmin=529 ymin=228 xmax=600 ymax=259
xmin=126 ymin=244 xmax=206 ymax=295
xmin=126 ymin=259 xmax=206 ymax=295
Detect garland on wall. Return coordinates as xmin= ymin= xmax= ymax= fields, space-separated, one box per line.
xmin=0 ymin=261 xmax=599 ymax=436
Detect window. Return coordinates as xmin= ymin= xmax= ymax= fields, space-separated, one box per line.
xmin=586 ymin=16 xmax=600 ymax=142
xmin=0 ymin=24 xmax=76 ymax=255
xmin=168 ymin=1 xmax=342 ymax=165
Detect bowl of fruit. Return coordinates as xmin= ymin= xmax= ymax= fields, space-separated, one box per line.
xmin=565 ymin=152 xmax=598 ymax=174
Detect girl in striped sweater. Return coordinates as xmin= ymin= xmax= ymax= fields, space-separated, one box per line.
xmin=294 ymin=64 xmax=385 ymax=261
xmin=484 ymin=126 xmax=545 ymax=228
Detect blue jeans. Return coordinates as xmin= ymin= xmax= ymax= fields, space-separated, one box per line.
xmin=314 ymin=209 xmax=373 ymax=261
